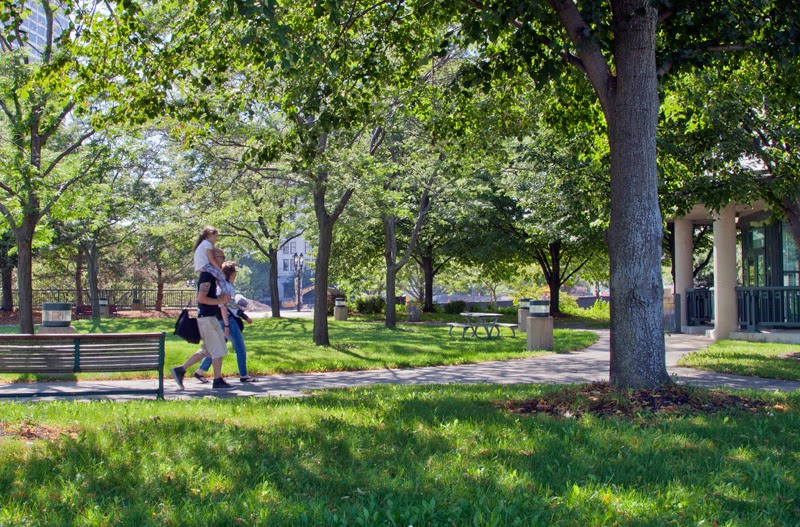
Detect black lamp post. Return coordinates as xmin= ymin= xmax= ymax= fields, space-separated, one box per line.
xmin=293 ymin=253 xmax=305 ymax=311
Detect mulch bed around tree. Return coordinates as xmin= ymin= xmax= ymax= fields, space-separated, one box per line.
xmin=0 ymin=310 xmax=40 ymax=326
xmin=501 ymin=382 xmax=780 ymax=420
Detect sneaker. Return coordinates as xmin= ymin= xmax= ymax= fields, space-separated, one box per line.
xmin=170 ymin=366 xmax=186 ymax=390
xmin=239 ymin=376 xmax=260 ymax=383
xmin=212 ymin=378 xmax=235 ymax=390
xmin=193 ymin=371 xmax=209 ymax=384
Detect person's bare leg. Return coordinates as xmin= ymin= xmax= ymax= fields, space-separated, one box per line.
xmin=211 ymin=357 xmax=223 ymax=379
xmin=181 ymin=351 xmax=206 ymax=371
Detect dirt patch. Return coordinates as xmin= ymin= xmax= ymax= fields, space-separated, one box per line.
xmin=502 ymin=382 xmax=778 ymax=420
xmin=0 ymin=309 xmax=41 ymax=326
xmin=780 ymin=352 xmax=800 ymax=361
xmin=0 ymin=421 xmax=79 ymax=442
xmin=112 ymin=309 xmax=182 ymax=319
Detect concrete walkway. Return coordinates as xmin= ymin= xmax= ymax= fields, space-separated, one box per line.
xmin=1 ymin=330 xmax=799 ymax=401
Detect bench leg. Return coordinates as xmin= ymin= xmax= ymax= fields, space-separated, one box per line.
xmin=449 ymin=325 xmax=454 ymax=336
xmin=510 ymin=327 xmax=516 ymax=338
xmin=462 ymin=326 xmax=469 ymax=338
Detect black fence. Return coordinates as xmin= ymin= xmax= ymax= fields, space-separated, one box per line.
xmin=11 ymin=289 xmax=197 ymax=310
xmin=737 ymin=286 xmax=800 ymax=332
xmin=686 ymin=288 xmax=714 ymax=326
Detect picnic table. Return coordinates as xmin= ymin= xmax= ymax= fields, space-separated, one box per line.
xmin=460 ymin=312 xmax=503 ymax=338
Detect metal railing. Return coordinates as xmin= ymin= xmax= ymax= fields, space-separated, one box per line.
xmin=11 ymin=289 xmax=197 ymax=310
xmin=686 ymin=288 xmax=714 ymax=326
xmin=737 ymin=286 xmax=800 ymax=332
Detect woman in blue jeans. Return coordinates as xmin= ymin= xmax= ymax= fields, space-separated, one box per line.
xmin=194 ymin=258 xmax=259 ymax=383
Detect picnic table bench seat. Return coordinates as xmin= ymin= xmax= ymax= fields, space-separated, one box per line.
xmin=0 ymin=332 xmax=166 ymax=399
xmin=494 ymin=323 xmax=519 ymax=337
xmin=447 ymin=322 xmax=472 ymax=337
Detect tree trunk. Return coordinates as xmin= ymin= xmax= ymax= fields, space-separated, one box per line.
xmin=548 ymin=242 xmax=561 ymax=316
xmin=421 ymin=257 xmax=435 ymax=311
xmin=314 ymin=215 xmax=333 ymax=346
xmin=268 ymin=248 xmax=281 ymax=318
xmin=605 ymin=0 xmax=669 ymax=388
xmin=75 ymin=245 xmax=84 ymax=307
xmin=384 ymin=216 xmax=397 ymax=328
xmin=87 ymin=239 xmax=100 ymax=322
xmin=156 ymin=265 xmax=164 ymax=311
xmin=17 ymin=217 xmax=36 ymax=334
xmin=1 ymin=265 xmax=13 ymax=311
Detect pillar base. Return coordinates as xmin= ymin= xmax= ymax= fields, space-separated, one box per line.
xmin=37 ymin=325 xmax=77 ymax=334
xmin=333 ymin=306 xmax=347 ymax=321
xmin=517 ymin=309 xmax=529 ymax=333
xmin=527 ymin=316 xmax=554 ymax=351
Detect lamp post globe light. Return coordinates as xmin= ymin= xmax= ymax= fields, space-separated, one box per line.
xmin=293 ymin=253 xmax=305 ymax=311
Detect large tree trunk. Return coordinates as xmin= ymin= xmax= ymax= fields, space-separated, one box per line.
xmin=1 ymin=265 xmax=13 ymax=311
xmin=548 ymin=242 xmax=561 ymax=316
xmin=75 ymin=245 xmax=84 ymax=306
xmin=421 ymin=257 xmax=435 ymax=312
xmin=268 ymin=248 xmax=281 ymax=318
xmin=314 ymin=214 xmax=333 ymax=346
xmin=17 ymin=217 xmax=36 ymax=334
xmin=0 ymin=231 xmax=14 ymax=311
xmin=155 ymin=264 xmax=165 ymax=311
xmin=384 ymin=217 xmax=398 ymax=328
xmin=86 ymin=239 xmax=100 ymax=321
xmin=605 ymin=0 xmax=669 ymax=388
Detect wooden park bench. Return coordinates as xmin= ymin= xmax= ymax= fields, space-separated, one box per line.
xmin=75 ymin=304 xmax=119 ymax=318
xmin=0 ymin=332 xmax=166 ymax=399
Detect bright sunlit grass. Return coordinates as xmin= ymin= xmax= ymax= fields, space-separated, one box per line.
xmin=678 ymin=339 xmax=800 ymax=381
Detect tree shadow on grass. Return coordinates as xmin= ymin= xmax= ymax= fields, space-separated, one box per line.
xmin=2 ymin=390 xmax=798 ymax=526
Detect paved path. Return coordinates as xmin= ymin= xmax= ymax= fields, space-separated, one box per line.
xmin=2 ymin=330 xmax=799 ymax=401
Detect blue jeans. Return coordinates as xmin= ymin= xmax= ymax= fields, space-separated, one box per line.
xmin=199 ymin=317 xmax=248 ymax=377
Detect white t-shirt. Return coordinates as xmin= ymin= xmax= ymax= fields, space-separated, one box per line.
xmin=194 ymin=239 xmax=214 ymax=272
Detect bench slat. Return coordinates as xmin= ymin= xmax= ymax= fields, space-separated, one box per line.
xmin=0 ymin=332 xmax=166 ymax=400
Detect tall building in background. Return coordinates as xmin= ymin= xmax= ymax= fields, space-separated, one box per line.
xmin=12 ymin=1 xmax=69 ymax=52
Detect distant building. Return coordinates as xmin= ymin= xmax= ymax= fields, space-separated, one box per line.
xmin=278 ymin=237 xmax=312 ymax=302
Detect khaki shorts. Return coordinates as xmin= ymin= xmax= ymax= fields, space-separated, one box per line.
xmin=197 ymin=316 xmax=228 ymax=359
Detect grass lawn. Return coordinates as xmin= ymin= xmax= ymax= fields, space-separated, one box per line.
xmin=0 ymin=318 xmax=597 ymax=382
xmin=678 ymin=340 xmax=800 ymax=381
xmin=1 ymin=383 xmax=798 ymax=526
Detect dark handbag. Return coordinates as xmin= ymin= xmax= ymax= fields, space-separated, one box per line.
xmin=174 ymin=308 xmax=201 ymax=344
xmin=230 ymin=309 xmax=245 ymax=332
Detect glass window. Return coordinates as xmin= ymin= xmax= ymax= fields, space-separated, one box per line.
xmin=283 ymin=259 xmax=290 ymax=271
xmin=783 ymin=224 xmax=800 ymax=272
xmin=783 ymin=223 xmax=800 ymax=285
xmin=752 ymin=226 xmax=765 ymax=249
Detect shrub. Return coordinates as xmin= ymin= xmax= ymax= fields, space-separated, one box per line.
xmin=558 ymin=294 xmax=579 ymax=313
xmin=355 ymin=295 xmax=386 ymax=314
xmin=443 ymin=300 xmax=466 ymax=314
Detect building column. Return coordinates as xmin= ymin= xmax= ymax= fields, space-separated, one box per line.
xmin=673 ymin=218 xmax=694 ymax=331
xmin=711 ymin=205 xmax=738 ymax=340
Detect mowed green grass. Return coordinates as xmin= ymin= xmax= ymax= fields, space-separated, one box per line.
xmin=1 ymin=384 xmax=798 ymax=526
xmin=678 ymin=340 xmax=800 ymax=381
xmin=0 ymin=318 xmax=597 ymax=381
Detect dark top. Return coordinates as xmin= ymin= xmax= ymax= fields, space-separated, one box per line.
xmin=197 ymin=272 xmax=221 ymax=318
